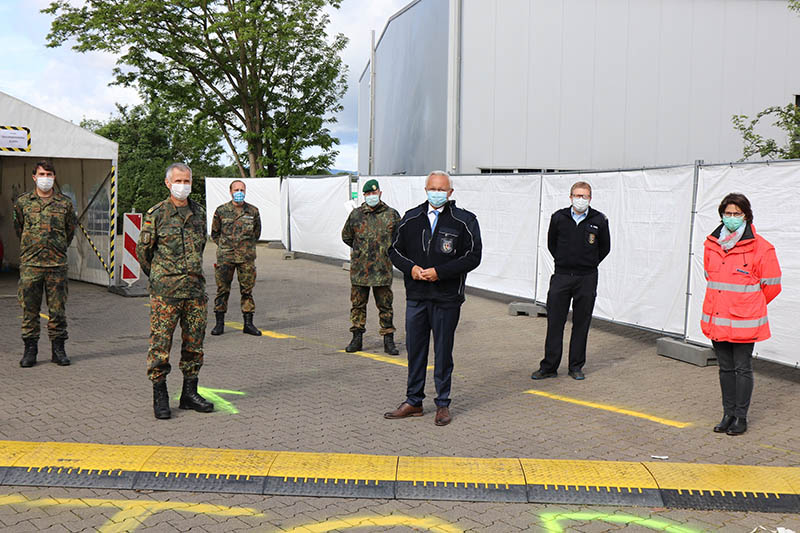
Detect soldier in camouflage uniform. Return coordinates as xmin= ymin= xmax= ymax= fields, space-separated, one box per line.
xmin=13 ymin=160 xmax=77 ymax=368
xmin=210 ymin=180 xmax=262 ymax=336
xmin=137 ymin=163 xmax=214 ymax=420
xmin=341 ymin=179 xmax=402 ymax=355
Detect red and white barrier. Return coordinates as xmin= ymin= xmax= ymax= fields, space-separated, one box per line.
xmin=122 ymin=213 xmax=142 ymax=284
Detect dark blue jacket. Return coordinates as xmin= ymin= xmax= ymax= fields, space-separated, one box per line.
xmin=389 ymin=200 xmax=482 ymax=305
xmin=548 ymin=206 xmax=611 ymax=275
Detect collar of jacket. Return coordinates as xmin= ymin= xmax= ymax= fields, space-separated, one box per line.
xmin=164 ymin=197 xmax=199 ymax=218
xmin=363 ymin=201 xmax=387 ymax=213
xmin=708 ymin=221 xmax=756 ymax=249
xmin=559 ymin=205 xmax=598 ymax=221
xmin=417 ymin=199 xmax=455 ymax=213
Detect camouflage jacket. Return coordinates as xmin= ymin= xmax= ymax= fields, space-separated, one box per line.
xmin=341 ymin=201 xmax=401 ymax=286
xmin=137 ymin=197 xmax=207 ymax=299
xmin=13 ymin=191 xmax=77 ymax=267
xmin=211 ymin=201 xmax=261 ymax=263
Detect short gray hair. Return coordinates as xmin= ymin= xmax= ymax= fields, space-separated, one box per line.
xmin=426 ymin=170 xmax=452 ymax=189
xmin=165 ymin=163 xmax=192 ymax=182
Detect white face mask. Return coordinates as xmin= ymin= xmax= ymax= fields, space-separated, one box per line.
xmin=36 ymin=176 xmax=55 ymax=192
xmin=170 ymin=183 xmax=191 ymax=200
xmin=572 ymin=197 xmax=590 ymax=213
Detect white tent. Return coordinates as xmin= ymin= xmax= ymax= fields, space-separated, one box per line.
xmin=1 ymin=90 xmax=119 ymax=286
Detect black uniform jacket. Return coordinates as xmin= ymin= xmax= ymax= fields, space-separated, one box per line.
xmin=548 ymin=206 xmax=611 ymax=275
xmin=389 ymin=200 xmax=482 ymax=305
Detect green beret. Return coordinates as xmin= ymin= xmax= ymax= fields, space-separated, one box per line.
xmin=362 ymin=179 xmax=380 ymax=193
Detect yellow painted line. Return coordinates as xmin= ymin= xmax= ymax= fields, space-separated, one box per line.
xmin=397 ymin=456 xmax=525 ymax=486
xmin=524 ymin=389 xmax=691 ymax=428
xmin=644 ymin=462 xmax=800 ymax=495
xmin=760 ymin=444 xmax=800 ymax=458
xmin=337 ymin=349 xmax=432 ymax=370
xmin=40 ymin=313 xmax=50 ymax=320
xmin=141 ymin=446 xmax=277 ymax=477
xmin=225 ymin=321 xmax=296 ymax=338
xmin=521 ymin=459 xmax=659 ymax=490
xmin=269 ymin=451 xmax=397 ymax=482
xmin=282 ymin=515 xmax=462 ymax=533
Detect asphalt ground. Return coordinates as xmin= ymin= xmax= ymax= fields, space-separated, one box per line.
xmin=0 ymin=244 xmax=798 ymax=531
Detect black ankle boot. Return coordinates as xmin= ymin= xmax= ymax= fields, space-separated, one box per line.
xmin=242 ymin=313 xmax=262 ymax=336
xmin=713 ymin=414 xmax=734 ymax=433
xmin=179 ymin=377 xmax=214 ymax=412
xmin=210 ymin=312 xmax=225 ymax=335
xmin=345 ymin=331 xmax=363 ymax=353
xmin=153 ymin=380 xmax=171 ymax=419
xmin=383 ymin=333 xmax=399 ymax=355
xmin=51 ymin=338 xmax=70 ymax=366
xmin=20 ymin=339 xmax=38 ymax=368
xmin=726 ymin=417 xmax=747 ymax=435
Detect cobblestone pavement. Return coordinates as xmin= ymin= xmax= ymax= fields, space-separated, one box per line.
xmin=0 ymin=245 xmax=798 ymax=531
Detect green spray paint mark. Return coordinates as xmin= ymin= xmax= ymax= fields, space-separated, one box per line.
xmin=173 ymin=387 xmax=246 ymax=415
xmin=539 ymin=512 xmax=701 ymax=533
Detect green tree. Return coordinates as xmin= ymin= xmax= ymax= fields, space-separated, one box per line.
xmin=81 ymin=102 xmax=232 ymax=217
xmin=731 ymin=1 xmax=800 ymax=161
xmin=45 ymin=0 xmax=348 ymax=178
xmin=732 ymin=105 xmax=800 ymax=161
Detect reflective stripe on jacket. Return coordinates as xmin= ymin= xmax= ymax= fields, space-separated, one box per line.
xmin=701 ymin=223 xmax=781 ymax=343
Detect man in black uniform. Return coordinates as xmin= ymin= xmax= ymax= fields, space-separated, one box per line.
xmin=532 ymin=181 xmax=610 ymax=381
xmin=385 ymin=171 xmax=482 ymax=426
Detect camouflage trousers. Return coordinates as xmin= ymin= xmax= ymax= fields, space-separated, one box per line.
xmin=350 ymin=285 xmax=395 ymax=335
xmin=18 ymin=265 xmax=68 ymax=341
xmin=214 ymin=261 xmax=256 ymax=313
xmin=147 ymin=295 xmax=207 ymax=382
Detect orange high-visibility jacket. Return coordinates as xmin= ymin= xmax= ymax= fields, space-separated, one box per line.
xmin=701 ymin=223 xmax=781 ymax=343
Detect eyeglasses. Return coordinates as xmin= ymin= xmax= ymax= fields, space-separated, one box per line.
xmin=723 ymin=211 xmax=745 ymax=218
xmin=571 ymin=194 xmax=590 ymax=200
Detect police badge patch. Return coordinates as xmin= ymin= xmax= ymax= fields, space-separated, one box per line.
xmin=588 ymin=233 xmax=596 ymax=245
xmin=441 ymin=237 xmax=455 ymax=254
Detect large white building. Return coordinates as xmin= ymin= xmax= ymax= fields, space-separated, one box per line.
xmin=358 ymin=0 xmax=800 ymax=176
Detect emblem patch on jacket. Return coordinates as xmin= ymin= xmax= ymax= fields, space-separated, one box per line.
xmin=587 ymin=233 xmax=596 ymax=245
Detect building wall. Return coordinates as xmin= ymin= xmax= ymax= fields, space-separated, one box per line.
xmin=362 ymin=0 xmax=450 ymax=176
xmin=357 ymin=63 xmax=371 ymax=174
xmin=459 ymin=0 xmax=800 ymax=173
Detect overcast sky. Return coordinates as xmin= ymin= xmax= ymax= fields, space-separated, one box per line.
xmin=0 ymin=0 xmax=410 ymax=171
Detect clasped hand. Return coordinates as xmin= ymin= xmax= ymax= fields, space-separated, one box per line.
xmin=411 ymin=265 xmax=439 ymax=282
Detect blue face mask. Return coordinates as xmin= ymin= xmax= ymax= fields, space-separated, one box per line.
xmin=722 ymin=216 xmax=744 ymax=232
xmin=427 ymin=190 xmax=448 ymax=207
xmin=232 ymin=191 xmax=245 ymax=203
xmin=364 ymin=194 xmax=380 ymax=207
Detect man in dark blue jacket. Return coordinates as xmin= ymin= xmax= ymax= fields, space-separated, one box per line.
xmin=386 ymin=171 xmax=482 ymax=426
xmin=532 ymin=181 xmax=610 ymax=381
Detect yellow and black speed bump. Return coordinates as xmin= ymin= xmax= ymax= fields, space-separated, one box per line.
xmin=1 ymin=440 xmax=800 ymax=511
xmin=262 ymin=452 xmax=396 ymax=498
xmin=521 ymin=459 xmax=664 ymax=507
xmin=396 ymin=457 xmax=527 ymax=502
xmin=131 ymin=447 xmax=276 ymax=494
xmin=646 ymin=462 xmax=800 ymax=513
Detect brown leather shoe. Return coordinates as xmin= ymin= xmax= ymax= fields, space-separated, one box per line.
xmin=384 ymin=402 xmax=423 ymax=419
xmin=434 ymin=406 xmax=451 ymax=426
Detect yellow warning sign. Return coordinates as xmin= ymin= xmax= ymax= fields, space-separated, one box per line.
xmin=0 ymin=125 xmax=31 ymax=152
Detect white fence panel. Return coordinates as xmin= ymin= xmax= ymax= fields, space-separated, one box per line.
xmin=287 ymin=176 xmax=351 ymax=260
xmin=359 ymin=174 xmax=541 ymax=299
xmin=686 ymin=162 xmax=800 ymax=368
xmin=205 ymin=177 xmax=282 ymax=241
xmin=537 ymin=167 xmax=694 ymax=334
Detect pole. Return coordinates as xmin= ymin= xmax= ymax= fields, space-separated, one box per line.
xmin=682 ymin=159 xmax=703 ymax=341
xmin=368 ymin=30 xmax=376 ymax=176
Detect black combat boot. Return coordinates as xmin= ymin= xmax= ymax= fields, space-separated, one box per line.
xmin=242 ymin=313 xmax=262 ymax=336
xmin=153 ymin=380 xmax=171 ymax=419
xmin=51 ymin=338 xmax=70 ymax=366
xmin=210 ymin=312 xmax=225 ymax=335
xmin=383 ymin=333 xmax=400 ymax=355
xmin=179 ymin=377 xmax=214 ymax=412
xmin=345 ymin=331 xmax=363 ymax=353
xmin=20 ymin=339 xmax=38 ymax=368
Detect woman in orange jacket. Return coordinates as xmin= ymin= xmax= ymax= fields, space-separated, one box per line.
xmin=701 ymin=193 xmax=781 ymax=436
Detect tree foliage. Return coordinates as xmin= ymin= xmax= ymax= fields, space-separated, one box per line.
xmin=732 ymin=104 xmax=800 ymax=161
xmin=46 ymin=0 xmax=349 ymax=178
xmin=81 ymin=102 xmax=233 ymax=217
